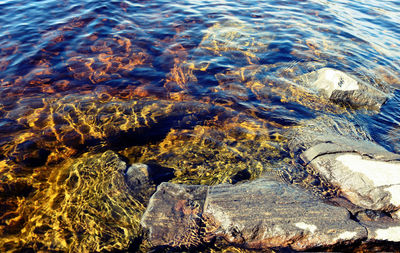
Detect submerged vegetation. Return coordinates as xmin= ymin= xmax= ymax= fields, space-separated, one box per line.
xmin=0 ymin=0 xmax=400 ymax=251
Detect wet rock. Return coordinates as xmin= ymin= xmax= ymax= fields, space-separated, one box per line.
xmin=307 ymin=152 xmax=400 ymax=211
xmin=125 ymin=163 xmax=174 ymax=199
xmin=288 ymin=117 xmax=400 ymax=212
xmin=358 ymin=218 xmax=400 ymax=243
xmin=296 ymin=68 xmax=389 ymax=110
xmin=141 ymin=179 xmax=366 ymax=251
xmin=126 ymin=164 xmax=152 ymax=189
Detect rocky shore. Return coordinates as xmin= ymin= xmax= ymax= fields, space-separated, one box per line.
xmin=1 ymin=67 xmax=398 ymax=252
xmin=137 ymin=68 xmax=400 ymax=251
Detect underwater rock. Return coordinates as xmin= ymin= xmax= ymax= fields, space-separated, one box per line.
xmin=126 ymin=163 xmax=152 ymax=189
xmin=13 ymin=140 xmax=50 ymax=167
xmin=296 ymin=68 xmax=389 ymax=110
xmin=0 ymin=118 xmax=26 ymax=134
xmin=288 ymin=117 xmax=400 ymax=212
xmin=141 ymin=179 xmax=366 ymax=251
xmin=1 ymin=93 xmax=232 ymax=168
xmin=125 ymin=163 xmax=174 ymax=200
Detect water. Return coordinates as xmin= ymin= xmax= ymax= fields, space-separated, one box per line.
xmin=0 ymin=0 xmax=399 ymax=251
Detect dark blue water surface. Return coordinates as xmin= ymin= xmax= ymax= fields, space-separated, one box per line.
xmin=1 ymin=0 xmax=400 ymax=251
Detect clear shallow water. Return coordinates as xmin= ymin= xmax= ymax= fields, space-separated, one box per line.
xmin=0 ymin=0 xmax=399 ymax=251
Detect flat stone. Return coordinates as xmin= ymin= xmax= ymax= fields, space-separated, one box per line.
xmin=289 ymin=117 xmax=400 ymax=212
xmin=297 ymin=68 xmax=389 ymax=110
xmin=141 ymin=179 xmax=367 ymax=251
xmin=301 ymin=139 xmax=400 ymax=164
xmin=140 ymin=183 xmax=208 ymax=248
xmin=309 ymin=153 xmax=400 ymax=211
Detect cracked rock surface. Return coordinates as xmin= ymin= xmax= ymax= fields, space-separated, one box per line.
xmin=141 ymin=179 xmax=367 ymax=251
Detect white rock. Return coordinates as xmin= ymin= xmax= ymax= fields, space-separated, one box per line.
xmin=385 ymin=185 xmax=400 ymax=206
xmin=296 ymin=67 xmax=389 ymax=110
xmin=312 ymin=68 xmax=359 ymax=97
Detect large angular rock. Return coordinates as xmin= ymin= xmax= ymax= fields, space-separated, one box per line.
xmin=307 ymin=151 xmax=400 ymax=211
xmin=141 ymin=179 xmax=367 ymax=251
xmin=288 ymin=117 xmax=400 ymax=212
xmin=296 ymin=68 xmax=389 ymax=110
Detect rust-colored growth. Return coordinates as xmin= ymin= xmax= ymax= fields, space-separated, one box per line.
xmin=164 ymin=43 xmax=197 ymax=92
xmin=0 ymin=44 xmax=18 ymax=71
xmin=373 ymin=65 xmax=400 ymax=87
xmin=116 ymin=85 xmax=136 ymax=100
xmin=165 ymin=61 xmax=197 ymax=90
xmin=133 ymin=84 xmax=151 ymax=97
xmin=200 ymin=212 xmax=220 ymax=243
xmin=0 ymin=57 xmax=10 ymax=72
xmin=54 ymin=80 xmax=70 ymax=91
xmin=66 ymin=36 xmax=150 ymax=84
xmin=175 ymin=199 xmax=201 ymax=216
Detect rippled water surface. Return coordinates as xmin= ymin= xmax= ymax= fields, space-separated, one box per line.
xmin=1 ymin=0 xmax=400 ymax=251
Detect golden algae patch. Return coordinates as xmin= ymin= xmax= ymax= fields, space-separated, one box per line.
xmin=0 ymin=93 xmax=238 ymax=169
xmin=67 ymin=36 xmax=150 ymax=84
xmin=0 ymin=151 xmax=144 ymax=252
xmin=128 ymin=114 xmax=288 ymax=186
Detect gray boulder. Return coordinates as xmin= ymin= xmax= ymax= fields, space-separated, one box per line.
xmin=307 ymin=152 xmax=400 ymax=211
xmin=141 ymin=179 xmax=367 ymax=251
xmin=296 ymin=68 xmax=389 ymax=110
xmin=288 ymin=117 xmax=400 ymax=212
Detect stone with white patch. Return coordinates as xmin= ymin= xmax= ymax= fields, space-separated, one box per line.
xmin=296 ymin=67 xmax=389 ymax=110
xmin=295 ymin=222 xmax=317 ymax=233
xmin=292 ymin=124 xmax=400 ymax=212
xmin=307 ymin=68 xmax=359 ymax=97
xmin=375 ymin=227 xmax=400 ymax=241
xmin=309 ymin=152 xmax=400 ymax=211
xmin=141 ymin=179 xmax=366 ymax=251
xmin=362 ymin=220 xmax=400 ymax=243
xmin=335 ymin=231 xmax=358 ymax=241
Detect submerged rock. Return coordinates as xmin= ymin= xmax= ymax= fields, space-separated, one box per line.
xmin=125 ymin=163 xmax=174 ymax=200
xmin=296 ymin=68 xmax=389 ymax=110
xmin=141 ymin=179 xmax=366 ymax=251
